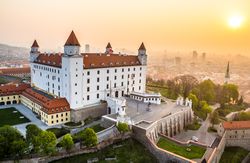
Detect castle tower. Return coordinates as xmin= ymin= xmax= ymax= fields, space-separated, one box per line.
xmin=225 ymin=61 xmax=230 ymax=84
xmin=138 ymin=42 xmax=147 ymax=65
xmin=105 ymin=42 xmax=113 ymax=54
xmin=30 ymin=40 xmax=40 ymax=62
xmin=62 ymin=31 xmax=84 ymax=109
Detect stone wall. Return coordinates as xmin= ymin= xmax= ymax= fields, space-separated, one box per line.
xmin=101 ymin=115 xmax=117 ymax=128
xmin=71 ymin=102 xmax=107 ymax=122
xmin=133 ymin=125 xmax=194 ymax=163
xmin=207 ymin=133 xmax=226 ymax=163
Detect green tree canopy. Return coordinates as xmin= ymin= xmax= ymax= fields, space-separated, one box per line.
xmin=26 ymin=124 xmax=42 ymax=153
xmin=81 ymin=128 xmax=97 ymax=147
xmin=38 ymin=131 xmax=57 ymax=155
xmin=117 ymin=122 xmax=130 ymax=133
xmin=188 ymin=93 xmax=199 ymax=109
xmin=222 ymin=84 xmax=239 ymax=104
xmin=192 ymin=79 xmax=216 ymax=104
xmin=0 ymin=126 xmax=26 ymax=158
xmin=60 ymin=133 xmax=74 ymax=151
xmin=210 ymin=111 xmax=220 ymax=126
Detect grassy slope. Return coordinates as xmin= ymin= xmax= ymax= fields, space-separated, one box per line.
xmin=220 ymin=146 xmax=249 ymax=163
xmin=157 ymin=137 xmax=206 ymax=159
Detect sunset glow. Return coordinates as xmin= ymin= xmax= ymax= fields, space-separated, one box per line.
xmin=228 ymin=15 xmax=244 ymax=28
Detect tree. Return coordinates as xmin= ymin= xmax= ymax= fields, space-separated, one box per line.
xmin=38 ymin=131 xmax=57 ymax=155
xmin=60 ymin=134 xmax=74 ymax=152
xmin=81 ymin=128 xmax=97 ymax=147
xmin=193 ymin=80 xmax=216 ymax=104
xmin=172 ymin=75 xmax=199 ymax=99
xmin=0 ymin=126 xmax=26 ymax=159
xmin=117 ymin=122 xmax=130 ymax=133
xmin=188 ymin=93 xmax=198 ymax=110
xmin=222 ymin=84 xmax=239 ymax=104
xmin=26 ymin=124 xmax=42 ymax=153
xmin=210 ymin=111 xmax=220 ymax=126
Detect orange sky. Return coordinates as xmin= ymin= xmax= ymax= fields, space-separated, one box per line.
xmin=0 ymin=0 xmax=249 ymax=55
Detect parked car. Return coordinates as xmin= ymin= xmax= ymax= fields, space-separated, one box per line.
xmin=191 ymin=136 xmax=199 ymax=142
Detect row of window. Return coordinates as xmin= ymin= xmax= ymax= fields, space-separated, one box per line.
xmin=85 ymin=67 xmax=143 ymax=76
xmin=51 ymin=118 xmax=68 ymax=124
xmin=34 ymin=65 xmax=60 ymax=74
xmin=51 ymin=112 xmax=68 ymax=119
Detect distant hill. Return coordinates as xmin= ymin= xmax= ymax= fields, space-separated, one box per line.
xmin=0 ymin=43 xmax=29 ymax=61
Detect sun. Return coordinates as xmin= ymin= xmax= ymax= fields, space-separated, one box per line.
xmin=228 ymin=15 xmax=244 ymax=28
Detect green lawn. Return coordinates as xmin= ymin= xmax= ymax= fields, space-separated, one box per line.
xmin=220 ymin=146 xmax=249 ymax=163
xmin=90 ymin=124 xmax=105 ymax=133
xmin=0 ymin=107 xmax=30 ymax=127
xmin=157 ymin=137 xmax=206 ymax=159
xmin=51 ymin=139 xmax=157 ymax=163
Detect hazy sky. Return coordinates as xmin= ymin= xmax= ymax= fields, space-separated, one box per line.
xmin=0 ymin=0 xmax=249 ymax=55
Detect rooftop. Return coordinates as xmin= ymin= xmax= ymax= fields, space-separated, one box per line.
xmin=223 ymin=121 xmax=250 ymax=130
xmin=34 ymin=53 xmax=141 ymax=69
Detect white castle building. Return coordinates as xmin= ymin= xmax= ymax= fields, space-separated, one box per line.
xmin=30 ymin=31 xmax=147 ymax=111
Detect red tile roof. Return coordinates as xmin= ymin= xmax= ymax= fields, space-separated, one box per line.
xmin=0 ymin=67 xmax=30 ymax=75
xmin=223 ymin=121 xmax=250 ymax=130
xmin=31 ymin=40 xmax=39 ymax=48
xmin=64 ymin=31 xmax=80 ymax=46
xmin=0 ymin=83 xmax=30 ymax=96
xmin=22 ymin=88 xmax=70 ymax=114
xmin=34 ymin=53 xmax=141 ymax=69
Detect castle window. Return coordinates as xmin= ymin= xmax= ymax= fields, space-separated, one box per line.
xmin=122 ymin=68 xmax=124 ymax=72
xmin=107 ymin=69 xmax=109 ymax=73
xmin=97 ymin=85 xmax=99 ymax=90
xmin=128 ymin=68 xmax=130 ymax=72
xmin=97 ymin=94 xmax=99 ymax=99
xmin=107 ymin=93 xmax=110 ymax=97
xmin=139 ymin=79 xmax=141 ymax=83
xmin=76 ymin=74 xmax=78 ymax=77
xmin=114 ymin=76 xmax=117 ymax=80
xmin=87 ymin=71 xmax=90 ymax=75
xmin=107 ymin=76 xmax=109 ymax=81
xmin=114 ymin=83 xmax=116 ymax=88
xmin=121 ymin=82 xmax=123 ymax=86
xmin=97 ymin=70 xmax=100 ymax=74
xmin=87 ymin=95 xmax=90 ymax=100
xmin=106 ymin=84 xmax=109 ymax=89
xmin=133 ymin=68 xmax=136 ymax=71
xmin=97 ymin=78 xmax=100 ymax=82
xmin=75 ymin=83 xmax=77 ymax=86
xmin=140 ymin=67 xmax=142 ymax=70
xmin=139 ymin=86 xmax=141 ymax=90
xmin=115 ymin=69 xmax=117 ymax=73
xmin=87 ymin=87 xmax=90 ymax=92
xmin=87 ymin=79 xmax=90 ymax=83
xmin=122 ymin=75 xmax=124 ymax=79
xmin=76 ymin=62 xmax=78 ymax=65
xmin=75 ymin=92 xmax=77 ymax=95
xmin=140 ymin=73 xmax=142 ymax=77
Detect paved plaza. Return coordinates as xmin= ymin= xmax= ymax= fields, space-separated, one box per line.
xmin=125 ymin=97 xmax=189 ymax=124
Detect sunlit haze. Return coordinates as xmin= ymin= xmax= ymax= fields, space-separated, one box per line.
xmin=0 ymin=0 xmax=249 ymax=54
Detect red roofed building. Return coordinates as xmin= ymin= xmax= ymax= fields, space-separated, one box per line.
xmin=0 ymin=67 xmax=30 ymax=78
xmin=0 ymin=83 xmax=70 ymax=126
xmin=29 ymin=31 xmax=148 ymax=119
xmin=218 ymin=121 xmax=250 ymax=151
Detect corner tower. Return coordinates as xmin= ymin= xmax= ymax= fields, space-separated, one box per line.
xmin=62 ymin=31 xmax=84 ymax=109
xmin=138 ymin=42 xmax=147 ymax=65
xmin=30 ymin=40 xmax=40 ymax=62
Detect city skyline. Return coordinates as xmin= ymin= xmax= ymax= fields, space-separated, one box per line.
xmin=0 ymin=0 xmax=249 ymax=54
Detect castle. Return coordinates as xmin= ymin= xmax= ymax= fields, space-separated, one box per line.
xmin=0 ymin=31 xmax=148 ymax=126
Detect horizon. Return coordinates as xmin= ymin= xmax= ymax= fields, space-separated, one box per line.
xmin=0 ymin=0 xmax=250 ymax=55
